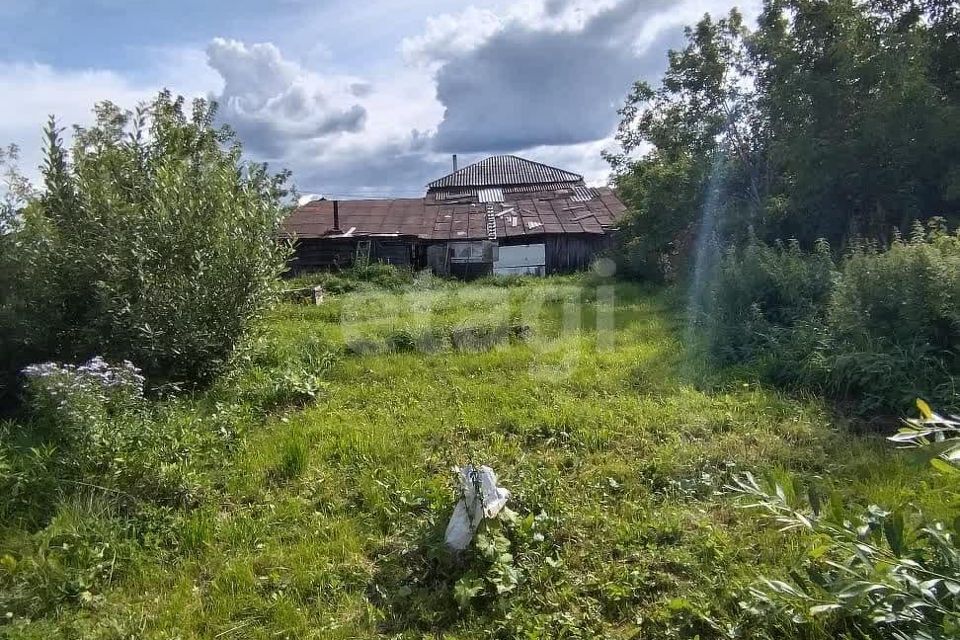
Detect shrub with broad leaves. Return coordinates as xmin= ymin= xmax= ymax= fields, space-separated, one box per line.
xmin=890 ymin=399 xmax=960 ymax=476
xmin=704 ymin=222 xmax=960 ymax=415
xmin=704 ymin=237 xmax=835 ymax=374
xmin=731 ymin=401 xmax=960 ymax=639
xmin=822 ymin=221 xmax=960 ymax=413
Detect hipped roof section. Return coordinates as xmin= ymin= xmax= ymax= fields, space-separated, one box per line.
xmin=427 ymin=155 xmax=584 ymax=190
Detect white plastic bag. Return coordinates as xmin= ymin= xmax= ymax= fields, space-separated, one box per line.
xmin=444 ymin=465 xmax=510 ymax=551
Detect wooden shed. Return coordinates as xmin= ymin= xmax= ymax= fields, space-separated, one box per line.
xmin=281 ymin=155 xmax=628 ymax=277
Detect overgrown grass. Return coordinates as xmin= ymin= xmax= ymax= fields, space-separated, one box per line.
xmin=1 ymin=275 xmax=954 ymax=638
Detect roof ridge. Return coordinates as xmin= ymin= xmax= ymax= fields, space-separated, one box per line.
xmin=427 ymin=155 xmax=584 ymax=189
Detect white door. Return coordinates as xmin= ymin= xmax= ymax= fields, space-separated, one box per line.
xmin=494 ymin=244 xmax=546 ymax=276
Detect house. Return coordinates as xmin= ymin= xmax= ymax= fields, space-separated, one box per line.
xmin=281 ymin=155 xmax=627 ymax=277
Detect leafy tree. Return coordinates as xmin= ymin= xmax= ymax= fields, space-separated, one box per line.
xmin=611 ymin=0 xmax=960 ymax=276
xmin=0 ymin=91 xmax=291 ymax=403
xmin=753 ymin=0 xmax=960 ymax=243
xmin=608 ymin=10 xmax=767 ymax=279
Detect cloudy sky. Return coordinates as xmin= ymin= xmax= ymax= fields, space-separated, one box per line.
xmin=0 ymin=0 xmax=759 ymax=198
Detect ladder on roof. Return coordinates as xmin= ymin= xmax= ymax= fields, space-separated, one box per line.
xmin=485 ymin=203 xmax=498 ymax=241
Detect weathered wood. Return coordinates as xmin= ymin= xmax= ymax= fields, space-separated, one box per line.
xmin=288 ymin=233 xmax=609 ymax=276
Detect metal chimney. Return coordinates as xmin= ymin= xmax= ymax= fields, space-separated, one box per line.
xmin=333 ymin=200 xmax=341 ymax=232
xmin=453 ymin=154 xmax=458 ymax=171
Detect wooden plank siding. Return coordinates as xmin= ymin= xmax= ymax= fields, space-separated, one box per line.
xmin=288 ymin=238 xmax=414 ymax=273
xmin=507 ymin=234 xmax=613 ymax=274
xmin=288 ymin=233 xmax=610 ymax=275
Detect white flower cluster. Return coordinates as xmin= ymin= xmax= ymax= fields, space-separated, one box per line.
xmin=22 ymin=356 xmax=145 ymax=406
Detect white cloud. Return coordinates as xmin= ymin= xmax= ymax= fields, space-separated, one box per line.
xmin=401 ymin=7 xmax=505 ymax=65
xmin=0 ymin=62 xmax=153 ymax=185
xmin=199 ymin=37 xmax=448 ymax=195
xmin=0 ymin=47 xmax=220 ymax=186
xmin=0 ymin=0 xmax=763 ymax=197
xmin=399 ymin=0 xmax=763 ymax=157
xmin=400 ymin=1 xmax=624 ymax=66
xmin=524 ymin=137 xmax=618 ymax=186
xmin=281 ymin=66 xmax=446 ymax=196
xmin=206 ymin=38 xmax=369 ymax=159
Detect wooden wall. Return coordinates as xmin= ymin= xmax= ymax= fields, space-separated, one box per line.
xmin=501 ymin=234 xmax=612 ymax=274
xmin=288 ymin=238 xmax=357 ymax=273
xmin=288 ymin=238 xmax=414 ymax=273
xmin=372 ymin=240 xmax=414 ymax=266
xmin=288 ymin=233 xmax=610 ymax=276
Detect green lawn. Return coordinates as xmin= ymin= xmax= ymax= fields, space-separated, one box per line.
xmin=2 ymin=275 xmax=950 ymax=638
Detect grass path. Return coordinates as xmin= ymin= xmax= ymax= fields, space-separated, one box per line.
xmin=5 ymin=277 xmax=949 ymax=639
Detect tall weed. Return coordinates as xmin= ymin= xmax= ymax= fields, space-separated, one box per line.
xmin=705 ymin=238 xmax=835 ymax=380
xmin=822 ymin=222 xmax=960 ymax=412
xmin=705 ymin=224 xmax=960 ymax=415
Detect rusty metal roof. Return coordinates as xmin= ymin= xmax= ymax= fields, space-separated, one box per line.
xmin=281 ymin=187 xmax=627 ymax=241
xmin=427 ymin=155 xmax=584 ymax=189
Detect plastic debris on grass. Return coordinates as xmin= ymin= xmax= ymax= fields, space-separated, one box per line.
xmin=445 ymin=465 xmax=510 ymax=551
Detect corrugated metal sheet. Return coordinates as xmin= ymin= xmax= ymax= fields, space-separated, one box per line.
xmin=434 ymin=190 xmax=475 ymax=201
xmin=478 ymin=187 xmax=505 ymax=203
xmin=571 ymin=186 xmax=597 ymax=202
xmin=428 ymin=183 xmax=578 ymax=204
xmin=280 ymin=187 xmax=627 ymax=242
xmin=427 ymin=155 xmax=584 ymax=189
xmin=503 ymin=183 xmax=577 ymax=194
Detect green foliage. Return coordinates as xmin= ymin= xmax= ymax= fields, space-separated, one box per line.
xmin=890 ymin=400 xmax=960 ymax=476
xmin=345 ymin=322 xmax=532 ymax=357
xmin=286 ymin=261 xmax=414 ymax=295
xmin=705 ymin=224 xmax=960 ymax=415
xmin=452 ymin=514 xmax=523 ymax=610
xmin=822 ymin=222 xmax=960 ymax=412
xmin=268 ymin=435 xmax=310 ymax=484
xmin=0 ymin=143 xmax=33 ymax=229
xmin=0 ymin=317 xmax=341 ymax=623
xmin=347 ymin=262 xmax=414 ymax=290
xmin=705 ymin=238 xmax=835 ymax=372
xmin=609 ymin=10 xmax=759 ymax=280
xmin=0 ymin=495 xmax=139 ymax=619
xmin=612 ymin=0 xmax=960 ymax=277
xmin=752 ymin=0 xmax=960 ymax=244
xmin=387 ymin=328 xmax=418 ymax=353
xmin=731 ymin=428 xmax=960 ymax=640
xmin=0 ymin=439 xmax=57 ymax=523
xmin=0 ymin=277 xmax=952 ymax=638
xmin=6 ymin=358 xmax=206 ymax=522
xmin=0 ymin=91 xmax=291 ymax=397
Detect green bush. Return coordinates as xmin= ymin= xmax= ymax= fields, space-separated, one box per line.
xmin=705 ymin=238 xmax=836 ymax=375
xmin=732 ymin=403 xmax=960 ymax=639
xmin=705 ymin=224 xmax=960 ymax=415
xmin=1 ymin=92 xmax=290 ymax=395
xmin=387 ymin=328 xmax=418 ymax=353
xmin=349 ymin=261 xmax=414 ymax=290
xmin=6 ymin=357 xmax=207 ymax=522
xmin=822 ymin=222 xmax=960 ymax=413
